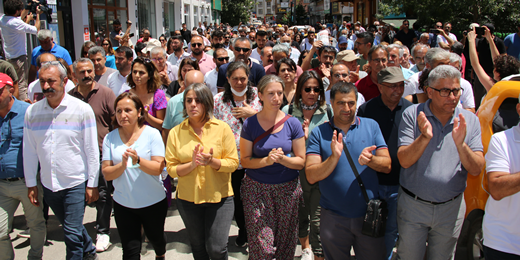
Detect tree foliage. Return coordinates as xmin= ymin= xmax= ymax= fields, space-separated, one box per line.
xmin=379 ymin=0 xmax=520 ymax=34
xmin=294 ymin=4 xmax=307 ymax=25
xmin=222 ymin=0 xmax=254 ymax=26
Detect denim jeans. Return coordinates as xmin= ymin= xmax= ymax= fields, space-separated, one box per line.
xmin=177 ymin=196 xmax=234 ymax=260
xmin=378 ymin=184 xmax=399 ymax=260
xmin=43 ymin=182 xmax=96 ymax=260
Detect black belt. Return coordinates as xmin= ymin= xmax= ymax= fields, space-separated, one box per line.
xmin=401 ymin=186 xmax=461 ymax=205
xmin=1 ymin=177 xmax=24 ymax=182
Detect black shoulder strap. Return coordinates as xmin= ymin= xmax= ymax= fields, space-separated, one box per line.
xmin=329 ymin=122 xmax=370 ymax=203
xmin=326 ymin=104 xmax=332 ymax=120
xmin=230 ymin=98 xmax=244 ymax=125
xmin=288 ymin=104 xmax=293 ymax=115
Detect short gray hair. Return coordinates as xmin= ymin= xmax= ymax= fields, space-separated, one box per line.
xmin=88 ymin=46 xmax=105 ymax=57
xmin=40 ymin=61 xmax=67 ymax=81
xmin=232 ymin=37 xmax=253 ymax=49
xmin=449 ymin=53 xmax=462 ymax=69
xmin=37 ymin=29 xmax=52 ymax=41
xmin=420 ymin=33 xmax=429 ymax=40
xmin=150 ymin=46 xmax=167 ymax=58
xmin=428 ymin=65 xmax=461 ymax=88
xmin=73 ymin=58 xmax=95 ymax=74
xmin=387 ymin=44 xmax=403 ymax=58
xmin=425 ymin=48 xmax=450 ymax=67
xmin=411 ymin=43 xmax=429 ymax=57
xmin=272 ymin=44 xmax=290 ymax=56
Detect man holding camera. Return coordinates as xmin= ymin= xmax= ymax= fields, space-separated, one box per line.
xmin=0 ymin=0 xmax=42 ymax=101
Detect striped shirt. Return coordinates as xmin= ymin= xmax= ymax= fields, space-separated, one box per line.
xmin=23 ymin=94 xmax=100 ymax=191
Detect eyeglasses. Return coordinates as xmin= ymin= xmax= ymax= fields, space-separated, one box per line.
xmin=160 ymin=39 xmax=166 ymax=42
xmin=304 ymin=87 xmax=320 ymax=93
xmin=152 ymin=57 xmax=164 ymax=62
xmin=333 ymin=73 xmax=349 ymax=79
xmin=235 ymin=47 xmax=251 ymax=53
xmin=1 ymin=116 xmax=11 ymax=142
xmin=102 ymin=43 xmax=110 ymax=46
xmin=436 ymin=25 xmax=443 ymax=28
xmin=132 ymin=57 xmax=152 ymax=66
xmin=217 ymin=57 xmax=230 ymax=62
xmin=430 ymin=87 xmax=462 ymax=97
xmin=191 ymin=43 xmax=203 ymax=47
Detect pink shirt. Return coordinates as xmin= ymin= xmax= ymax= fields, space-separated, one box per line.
xmin=194 ymin=52 xmax=216 ymax=75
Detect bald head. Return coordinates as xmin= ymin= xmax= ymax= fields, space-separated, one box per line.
xmin=185 ymin=70 xmax=205 ymax=86
xmin=37 ymin=53 xmax=58 ymax=68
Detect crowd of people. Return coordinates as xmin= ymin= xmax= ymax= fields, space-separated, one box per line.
xmin=1 ymin=0 xmax=520 ymax=259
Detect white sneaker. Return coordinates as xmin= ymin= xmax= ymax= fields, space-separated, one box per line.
xmin=95 ymin=234 xmax=111 ymax=252
xmin=301 ymin=248 xmax=313 ymax=260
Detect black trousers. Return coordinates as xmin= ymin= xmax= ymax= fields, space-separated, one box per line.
xmin=231 ymin=169 xmax=247 ymax=240
xmin=96 ymin=168 xmax=113 ymax=235
xmin=113 ymin=198 xmax=167 ymax=260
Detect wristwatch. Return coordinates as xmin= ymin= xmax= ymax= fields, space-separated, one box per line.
xmin=137 ymin=156 xmax=140 ymax=164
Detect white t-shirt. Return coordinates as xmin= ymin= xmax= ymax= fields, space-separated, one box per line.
xmin=0 ymin=15 xmax=37 ymax=59
xmin=250 ymin=48 xmax=262 ymax=64
xmin=483 ymin=124 xmax=520 ymax=255
xmin=27 ymin=79 xmax=76 ymax=102
xmin=102 ymin=126 xmax=166 ymax=209
xmin=204 ymin=68 xmax=219 ymax=96
xmin=107 ymin=70 xmax=131 ymax=96
xmin=436 ymin=33 xmax=457 ymax=47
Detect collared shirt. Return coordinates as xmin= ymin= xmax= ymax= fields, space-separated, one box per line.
xmin=0 ymin=99 xmax=29 ymax=179
xmin=401 ymin=66 xmax=414 ymax=80
xmin=165 ymin=118 xmax=239 ymax=204
xmin=306 ymin=116 xmax=388 ymax=218
xmin=165 ymin=61 xmax=179 ymax=82
xmin=357 ymin=96 xmax=413 ymax=185
xmin=195 ymin=52 xmax=216 ymax=75
xmin=23 ymin=94 xmax=100 ymax=191
xmin=356 ymin=72 xmax=379 ymax=101
xmin=410 ymin=64 xmax=421 ymax=73
xmin=69 ymin=83 xmax=116 ymax=153
xmin=398 ymin=100 xmax=483 ymax=202
xmin=167 ymin=51 xmax=191 ymax=67
xmin=204 ymin=68 xmax=219 ymax=95
xmin=107 ymin=70 xmax=131 ymax=96
xmin=0 ymin=15 xmax=37 ymax=59
xmin=30 ymin=42 xmax=73 ymax=67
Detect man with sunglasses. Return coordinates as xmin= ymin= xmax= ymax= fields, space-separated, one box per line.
xmin=394 ymin=20 xmax=417 ymax=50
xmin=396 ymin=65 xmax=484 ymax=259
xmin=0 ymin=73 xmax=46 ymax=260
xmin=189 ymin=35 xmax=216 ymax=75
xmin=205 ymin=46 xmax=229 ymax=95
xmin=437 ymin=22 xmax=457 ymax=50
xmin=429 ymin=22 xmax=442 ymax=48
xmin=357 ymin=67 xmax=413 ymax=260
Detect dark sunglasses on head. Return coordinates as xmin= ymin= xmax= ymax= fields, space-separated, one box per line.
xmin=191 ymin=43 xmax=203 ymax=47
xmin=217 ymin=57 xmax=230 ymax=62
xmin=235 ymin=47 xmax=251 ymax=53
xmin=304 ymin=87 xmax=320 ymax=93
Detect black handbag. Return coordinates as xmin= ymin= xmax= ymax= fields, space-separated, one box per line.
xmin=336 ymin=127 xmax=388 ymax=238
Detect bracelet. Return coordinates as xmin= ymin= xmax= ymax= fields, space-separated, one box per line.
xmin=137 ymin=156 xmax=140 ymax=164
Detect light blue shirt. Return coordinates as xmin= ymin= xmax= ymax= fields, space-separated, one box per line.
xmin=402 ymin=66 xmax=415 ymax=80
xmin=162 ymin=92 xmax=186 ymax=130
xmin=102 ymin=126 xmax=166 ymax=208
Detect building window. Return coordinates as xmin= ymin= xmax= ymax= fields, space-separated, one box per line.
xmin=137 ymin=0 xmax=156 ymax=37
xmin=164 ymin=1 xmax=175 ymax=35
xmin=267 ymin=9 xmax=271 ymax=14
xmin=266 ymin=2 xmax=271 ymax=7
xmin=88 ymin=0 xmax=128 ymax=43
xmin=258 ymin=9 xmax=263 ymax=14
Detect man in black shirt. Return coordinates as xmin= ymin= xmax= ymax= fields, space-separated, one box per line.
xmin=357 ymin=66 xmax=413 ymax=260
xmin=181 ymin=23 xmax=192 ymax=44
xmin=394 ymin=20 xmax=417 ymax=50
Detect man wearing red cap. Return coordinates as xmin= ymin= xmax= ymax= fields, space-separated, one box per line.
xmin=0 ymin=73 xmax=46 ymax=259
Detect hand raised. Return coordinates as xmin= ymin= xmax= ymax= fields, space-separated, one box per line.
xmin=417 ymin=111 xmax=433 ymax=139
xmin=358 ymin=145 xmax=376 ymax=166
xmin=196 ymin=147 xmax=214 ymax=166
xmin=452 ymin=113 xmax=467 ymax=148
xmin=331 ymin=130 xmax=344 ymax=159
xmin=302 ymin=119 xmax=310 ymax=140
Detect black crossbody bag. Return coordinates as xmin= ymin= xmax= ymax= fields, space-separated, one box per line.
xmin=331 ymin=124 xmax=388 ymax=237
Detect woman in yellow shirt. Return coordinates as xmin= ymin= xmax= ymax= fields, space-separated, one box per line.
xmin=165 ymin=83 xmax=239 ymax=259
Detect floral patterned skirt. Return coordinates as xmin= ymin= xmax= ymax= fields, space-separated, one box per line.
xmin=241 ymin=175 xmax=303 ymax=260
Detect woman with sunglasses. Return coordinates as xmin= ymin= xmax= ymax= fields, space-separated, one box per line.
xmin=165 ymin=83 xmax=239 ymax=260
xmin=282 ymin=70 xmax=331 ymax=260
xmin=277 ymin=58 xmax=298 ymax=107
xmin=240 ymin=75 xmax=306 ymax=259
xmin=165 ymin=58 xmax=200 ymax=98
xmin=80 ymin=41 xmax=96 ymax=58
xmin=213 ymin=61 xmax=262 ymax=247
xmin=101 ymin=39 xmax=117 ymax=69
xmin=159 ymin=35 xmax=168 ymax=53
xmin=102 ymin=92 xmax=167 ymax=260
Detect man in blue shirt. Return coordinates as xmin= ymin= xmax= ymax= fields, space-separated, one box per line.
xmin=0 ymin=73 xmax=46 ymax=259
xmin=28 ymin=29 xmax=73 ymax=83
xmin=504 ymin=24 xmax=520 ymax=60
xmin=306 ymin=81 xmax=391 ymax=259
